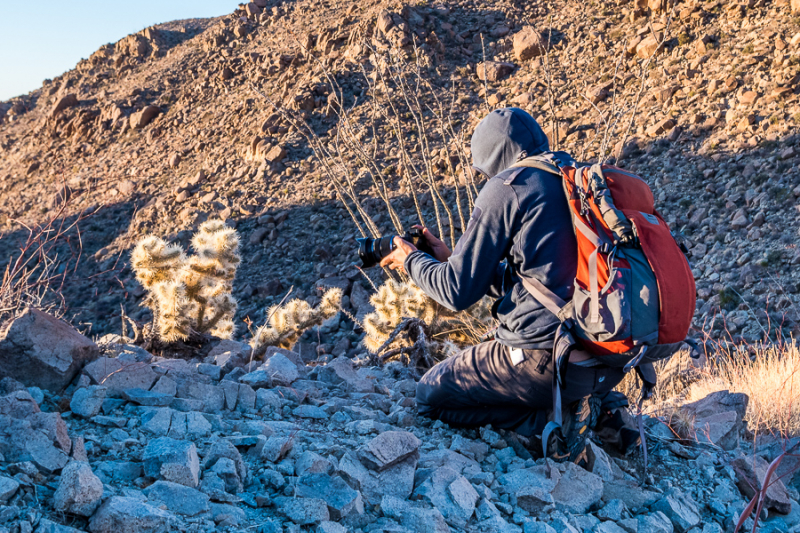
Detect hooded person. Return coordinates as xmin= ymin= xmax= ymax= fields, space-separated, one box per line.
xmin=379 ymin=108 xmax=636 ymax=461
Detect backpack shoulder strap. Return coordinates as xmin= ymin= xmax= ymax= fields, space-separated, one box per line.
xmin=518 ymin=275 xmax=574 ymax=323
xmin=510 ymin=157 xmax=562 ymax=176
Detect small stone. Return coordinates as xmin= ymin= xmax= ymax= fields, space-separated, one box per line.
xmin=169 ymin=153 xmax=181 ymax=168
xmin=53 ymin=461 xmax=104 ymax=517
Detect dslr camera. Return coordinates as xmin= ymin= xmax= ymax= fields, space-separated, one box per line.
xmin=357 ymin=228 xmax=434 ymax=268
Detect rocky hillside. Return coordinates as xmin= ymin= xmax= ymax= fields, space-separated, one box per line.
xmin=1 ymin=0 xmax=800 ymax=531
xmin=0 ymin=0 xmax=798 ymax=346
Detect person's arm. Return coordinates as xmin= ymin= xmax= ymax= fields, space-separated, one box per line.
xmin=395 ymin=180 xmax=516 ymax=312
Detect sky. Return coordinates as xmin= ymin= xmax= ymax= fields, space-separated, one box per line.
xmin=0 ymin=0 xmax=236 ymax=101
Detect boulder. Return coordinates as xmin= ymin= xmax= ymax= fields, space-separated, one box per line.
xmin=0 ymin=308 xmax=99 ymax=391
xmin=358 ymin=430 xmax=421 ymax=470
xmin=550 ymin=462 xmax=603 ymax=514
xmin=53 ymin=461 xmax=104 ymax=517
xmin=89 ymin=496 xmax=176 ymax=533
xmin=142 ymin=437 xmax=200 ymax=488
xmin=121 ymin=387 xmax=172 ymax=407
xmin=682 ymin=390 xmax=748 ymax=450
xmin=513 ymin=27 xmax=546 ymax=61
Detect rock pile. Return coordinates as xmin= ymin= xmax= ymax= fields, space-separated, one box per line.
xmin=0 ymin=310 xmax=799 ymax=532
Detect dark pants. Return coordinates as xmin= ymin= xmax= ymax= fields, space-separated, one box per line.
xmin=416 ymin=340 xmax=628 ymax=437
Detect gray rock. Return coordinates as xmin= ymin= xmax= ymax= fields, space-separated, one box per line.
xmin=338 ymin=450 xmax=417 ymax=505
xmin=524 ymin=523 xmax=557 ymax=533
xmin=175 ymin=380 xmax=224 ymax=413
xmin=0 ymin=475 xmax=19 ymax=503
xmin=260 ymin=435 xmax=294 ymax=463
xmin=603 ymin=480 xmax=661 ymax=509
xmin=34 ymin=518 xmax=85 ymax=533
xmin=0 ymin=389 xmax=40 ymax=417
xmin=121 ymin=388 xmax=173 ymax=407
xmin=296 ymin=451 xmax=332 ymax=476
xmin=380 ymin=495 xmax=449 ymax=533
xmin=413 ymin=466 xmax=479 ymax=527
xmin=593 ymin=522 xmax=628 ymax=533
xmin=53 ymin=461 xmax=103 ymax=516
xmin=261 ymin=353 xmax=300 ymax=386
xmin=652 ymin=489 xmax=701 ymax=533
xmin=637 ymin=511 xmax=674 ymax=533
xmin=197 ymin=363 xmax=221 ymax=380
xmin=551 ymin=462 xmax=603 ymax=514
xmin=358 ymin=430 xmax=421 ymax=471
xmin=316 ymin=521 xmax=348 ymax=533
xmin=682 ymin=391 xmax=748 ymax=450
xmin=202 ymin=438 xmax=247 ymax=490
xmin=211 ymin=457 xmax=242 ymax=494
xmin=88 ymin=496 xmax=176 ymax=533
xmin=316 ymin=357 xmax=373 ymax=392
xmin=255 ymin=389 xmax=281 ymax=411
xmin=143 ymin=480 xmax=210 ymax=516
xmin=0 ymin=308 xmax=99 ymax=391
xmin=279 ymin=497 xmax=330 ymax=525
xmin=142 ymin=437 xmax=200 ymax=487
xmin=450 ymin=434 xmax=490 ymax=462
xmin=94 ymin=461 xmax=143 ymax=483
xmin=597 ymin=499 xmax=627 ymax=522
xmin=70 ymin=386 xmax=107 ymax=417
xmin=296 ymin=473 xmax=364 ymax=520
xmin=83 ymin=357 xmax=157 ymax=394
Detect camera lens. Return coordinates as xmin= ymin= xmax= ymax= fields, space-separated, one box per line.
xmin=356 ymin=236 xmax=397 ymax=268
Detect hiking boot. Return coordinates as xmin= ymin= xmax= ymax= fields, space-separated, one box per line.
xmin=594 ymin=408 xmax=641 ymax=456
xmin=544 ymin=394 xmax=602 ymax=464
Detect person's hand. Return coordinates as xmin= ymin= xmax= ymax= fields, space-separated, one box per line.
xmin=415 ymin=225 xmax=452 ymax=262
xmin=379 ymin=237 xmax=417 ymax=273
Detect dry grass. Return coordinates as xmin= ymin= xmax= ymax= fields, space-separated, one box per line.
xmin=620 ymin=340 xmax=800 ymax=437
xmin=687 ymin=341 xmax=800 ymax=436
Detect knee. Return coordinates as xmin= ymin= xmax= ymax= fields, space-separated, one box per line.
xmin=415 ymin=372 xmax=443 ymax=418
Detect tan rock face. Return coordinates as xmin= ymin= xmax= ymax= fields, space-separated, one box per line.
xmin=50 ymin=94 xmax=78 ymax=118
xmin=129 ymin=105 xmax=160 ymax=129
xmin=513 ymin=27 xmax=546 ymax=61
xmin=792 ymin=0 xmax=800 ymax=14
xmin=636 ymin=33 xmax=663 ymax=58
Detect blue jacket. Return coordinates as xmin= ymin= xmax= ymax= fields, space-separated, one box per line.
xmin=405 ymin=108 xmax=578 ymax=350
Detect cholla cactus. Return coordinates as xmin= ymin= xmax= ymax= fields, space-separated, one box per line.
xmin=251 ymin=287 xmax=343 ymax=356
xmin=362 ymin=280 xmax=437 ymax=353
xmin=362 ymin=280 xmax=496 ymax=366
xmin=131 ymin=220 xmax=241 ymax=342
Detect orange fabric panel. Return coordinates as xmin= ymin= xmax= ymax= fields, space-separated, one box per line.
xmin=625 ymin=210 xmax=696 ymax=344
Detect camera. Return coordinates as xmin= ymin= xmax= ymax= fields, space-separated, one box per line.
xmin=357 ymin=228 xmax=434 ymax=268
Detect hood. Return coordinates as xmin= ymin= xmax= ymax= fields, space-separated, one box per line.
xmin=470 ymin=108 xmax=550 ymax=179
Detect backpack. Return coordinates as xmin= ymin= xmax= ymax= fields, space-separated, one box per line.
xmin=510 ymin=153 xmax=696 ymax=467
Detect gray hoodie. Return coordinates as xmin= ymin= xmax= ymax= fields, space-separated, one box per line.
xmin=405 ymin=108 xmax=578 ymax=350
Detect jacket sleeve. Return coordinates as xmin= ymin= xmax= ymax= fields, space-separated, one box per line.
xmin=405 ymin=179 xmax=517 ymax=312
